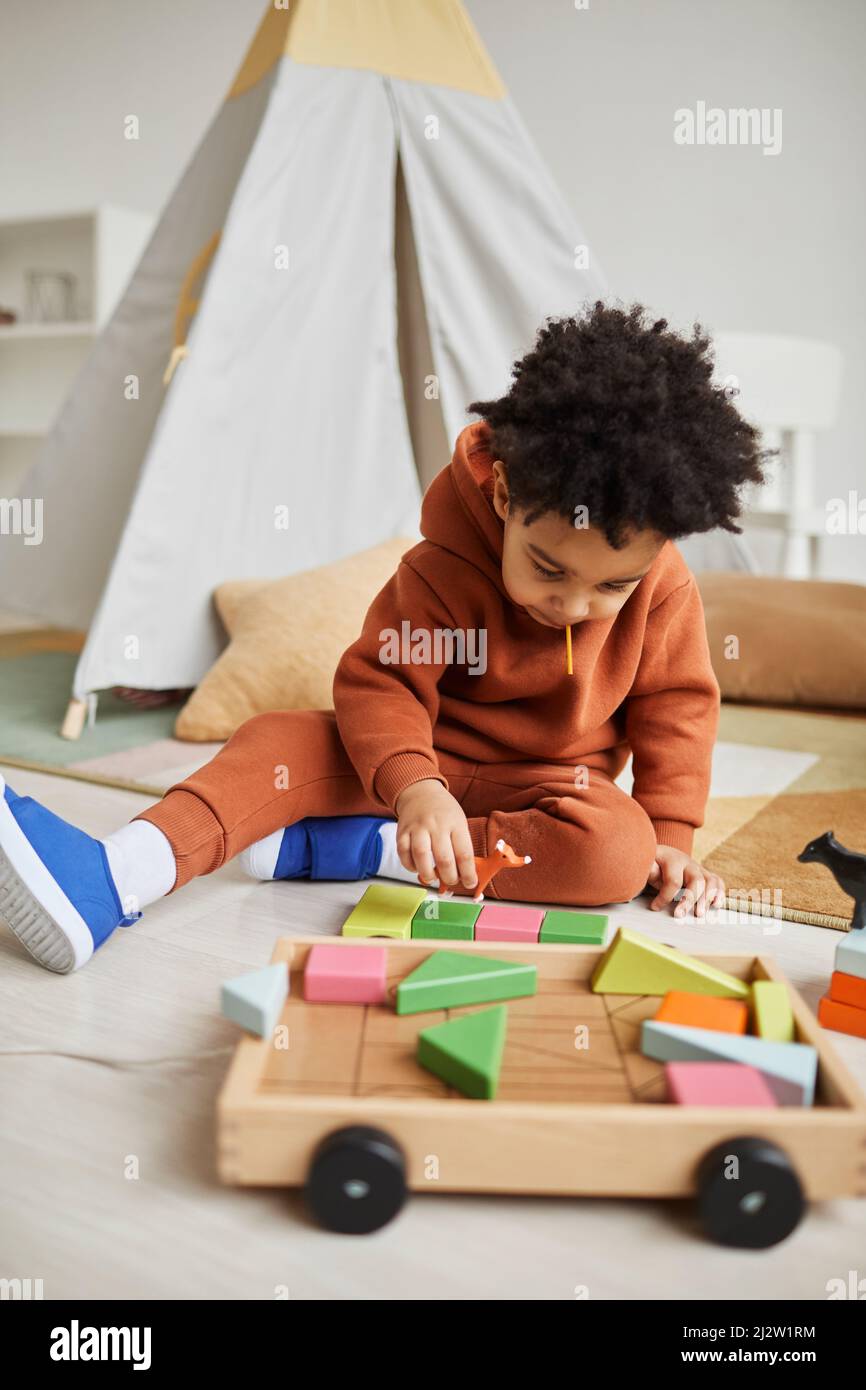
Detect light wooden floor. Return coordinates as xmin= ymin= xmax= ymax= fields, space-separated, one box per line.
xmin=1 ymin=762 xmax=864 ymax=1301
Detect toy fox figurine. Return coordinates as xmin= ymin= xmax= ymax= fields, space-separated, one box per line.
xmin=425 ymin=837 xmax=532 ymax=903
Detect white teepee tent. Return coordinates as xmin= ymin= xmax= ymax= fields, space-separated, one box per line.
xmin=0 ymin=0 xmax=606 ymax=738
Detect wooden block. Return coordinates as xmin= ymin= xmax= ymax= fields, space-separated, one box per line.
xmin=836 ymin=930 xmax=866 ymax=983
xmin=303 ymin=943 xmax=386 ymax=1004
xmin=417 ymin=1005 xmax=507 ymax=1099
xmin=642 ymin=1020 xmax=818 ymax=1106
xmin=751 ymin=980 xmax=794 ymax=1042
xmin=342 ymin=883 xmax=427 ymax=940
xmin=221 ymin=962 xmax=288 ymax=1039
xmin=539 ymin=910 xmax=608 ymax=945
xmin=818 ymin=995 xmax=866 ymax=1041
xmin=665 ymin=1062 xmax=778 ymax=1107
xmin=591 ymin=926 xmax=749 ymax=999
xmin=474 ymin=903 xmax=544 ymax=943
xmin=411 ymin=898 xmax=482 ymax=940
xmin=396 ymin=949 xmax=537 ymax=1016
xmin=829 ymin=970 xmax=866 ymax=1010
xmin=655 ymin=990 xmax=748 ymax=1034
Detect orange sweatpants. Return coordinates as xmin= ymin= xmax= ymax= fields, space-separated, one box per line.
xmin=133 ymin=710 xmax=657 ymax=906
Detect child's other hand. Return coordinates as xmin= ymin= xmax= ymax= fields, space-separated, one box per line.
xmin=394 ymin=779 xmax=478 ymax=893
xmin=646 ymin=846 xmax=726 ymax=918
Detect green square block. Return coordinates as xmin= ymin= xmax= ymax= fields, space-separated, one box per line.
xmin=411 ymin=898 xmax=482 ymax=940
xmin=540 ymin=910 xmax=608 ymax=945
xmin=342 ymin=883 xmax=428 ymax=940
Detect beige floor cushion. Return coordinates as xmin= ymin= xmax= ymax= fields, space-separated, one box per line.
xmin=175 ymin=537 xmax=413 ymax=741
xmin=697 ymin=571 xmax=866 ymax=710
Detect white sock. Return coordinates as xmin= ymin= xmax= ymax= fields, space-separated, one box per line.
xmin=376 ymin=820 xmax=422 ymax=885
xmin=102 ymin=819 xmax=177 ymax=917
xmin=237 ymin=829 xmax=283 ymax=880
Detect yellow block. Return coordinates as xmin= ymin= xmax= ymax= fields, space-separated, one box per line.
xmin=229 ymin=0 xmax=505 ymax=101
xmin=342 ymin=883 xmax=429 ymax=940
xmin=591 ymin=927 xmax=749 ymax=999
xmin=751 ymin=980 xmax=795 ymax=1042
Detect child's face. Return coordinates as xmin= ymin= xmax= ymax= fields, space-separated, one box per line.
xmin=491 ymin=460 xmax=665 ymax=628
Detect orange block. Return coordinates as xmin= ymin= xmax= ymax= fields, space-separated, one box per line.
xmin=829 ymin=970 xmax=866 ymax=1010
xmin=654 ymin=990 xmax=748 ymax=1034
xmin=818 ymin=995 xmax=866 ymax=1040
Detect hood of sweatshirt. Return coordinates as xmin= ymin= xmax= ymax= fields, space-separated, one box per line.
xmin=418 ymin=420 xmax=508 ymax=598
xmin=419 ymin=419 xmax=679 ymax=611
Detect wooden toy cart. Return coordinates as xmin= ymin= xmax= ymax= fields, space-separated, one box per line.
xmin=217 ymin=936 xmax=866 ymax=1247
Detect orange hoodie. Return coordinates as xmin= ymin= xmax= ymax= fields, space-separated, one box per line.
xmin=333 ymin=421 xmax=721 ymax=855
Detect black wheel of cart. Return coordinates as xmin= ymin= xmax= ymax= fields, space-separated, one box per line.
xmin=305 ymin=1125 xmax=408 ymax=1234
xmin=696 ymin=1135 xmax=805 ymax=1248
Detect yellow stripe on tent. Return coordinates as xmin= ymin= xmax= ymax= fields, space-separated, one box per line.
xmin=163 ymin=231 xmax=221 ymax=385
xmin=228 ymin=0 xmax=506 ymax=102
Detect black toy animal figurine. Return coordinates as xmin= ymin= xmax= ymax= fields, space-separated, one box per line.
xmin=798 ymin=831 xmax=866 ymax=931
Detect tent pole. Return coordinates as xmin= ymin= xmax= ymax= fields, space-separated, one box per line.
xmin=60 ymin=698 xmax=89 ymax=741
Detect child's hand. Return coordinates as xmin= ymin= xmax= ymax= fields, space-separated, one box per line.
xmin=394 ymin=779 xmax=478 ymax=894
xmin=646 ymin=846 xmax=726 ymax=918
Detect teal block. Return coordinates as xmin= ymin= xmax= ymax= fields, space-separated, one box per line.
xmin=540 ymin=910 xmax=608 ymax=945
xmin=411 ymin=898 xmax=482 ymax=940
xmin=641 ymin=1020 xmax=817 ymax=1106
xmin=221 ymin=962 xmax=288 ymax=1039
xmin=836 ymin=930 xmax=866 ymax=983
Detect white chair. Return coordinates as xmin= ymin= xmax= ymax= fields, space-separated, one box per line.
xmin=710 ymin=332 xmax=844 ymax=578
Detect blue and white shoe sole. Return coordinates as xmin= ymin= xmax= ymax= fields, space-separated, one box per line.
xmin=0 ymin=773 xmax=93 ymax=973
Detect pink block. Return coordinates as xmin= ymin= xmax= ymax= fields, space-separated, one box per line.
xmin=474 ymin=903 xmax=543 ymax=943
xmin=665 ymin=1062 xmax=778 ymax=1108
xmin=303 ymin=943 xmax=387 ymax=1004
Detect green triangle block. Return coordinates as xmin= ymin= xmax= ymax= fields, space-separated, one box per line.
xmin=591 ymin=927 xmax=748 ymax=999
xmin=342 ymin=883 xmax=428 ymax=940
xmin=411 ymin=898 xmax=482 ymax=940
xmin=397 ymin=949 xmax=536 ymax=1015
xmin=418 ymin=1005 xmax=507 ymax=1099
xmin=540 ymin=910 xmax=608 ymax=945
xmin=221 ymin=962 xmax=288 ymax=1038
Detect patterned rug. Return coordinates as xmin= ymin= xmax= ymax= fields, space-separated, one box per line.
xmin=1 ymin=631 xmax=863 ymax=931
xmin=694 ymin=703 xmax=866 ymax=932
xmin=0 ymin=629 xmax=182 ymax=785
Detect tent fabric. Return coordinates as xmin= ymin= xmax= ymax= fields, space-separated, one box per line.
xmin=392 ymin=78 xmax=608 ymax=446
xmin=229 ymin=0 xmax=505 ymax=100
xmin=71 ymin=61 xmax=421 ymax=698
xmin=2 ymin=74 xmax=279 ymax=632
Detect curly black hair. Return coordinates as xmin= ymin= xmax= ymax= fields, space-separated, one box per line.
xmin=468 ymin=301 xmax=769 ymax=550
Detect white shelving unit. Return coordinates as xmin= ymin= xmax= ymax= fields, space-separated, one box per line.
xmin=0 ymin=206 xmax=153 ymax=493
xmin=711 ymin=332 xmax=844 ymax=579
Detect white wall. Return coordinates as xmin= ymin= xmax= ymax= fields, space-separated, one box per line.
xmin=2 ymin=0 xmax=863 ymax=578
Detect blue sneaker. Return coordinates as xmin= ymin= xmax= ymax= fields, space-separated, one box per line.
xmin=0 ymin=773 xmax=140 ymax=973
xmin=239 ymin=816 xmax=386 ymax=882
